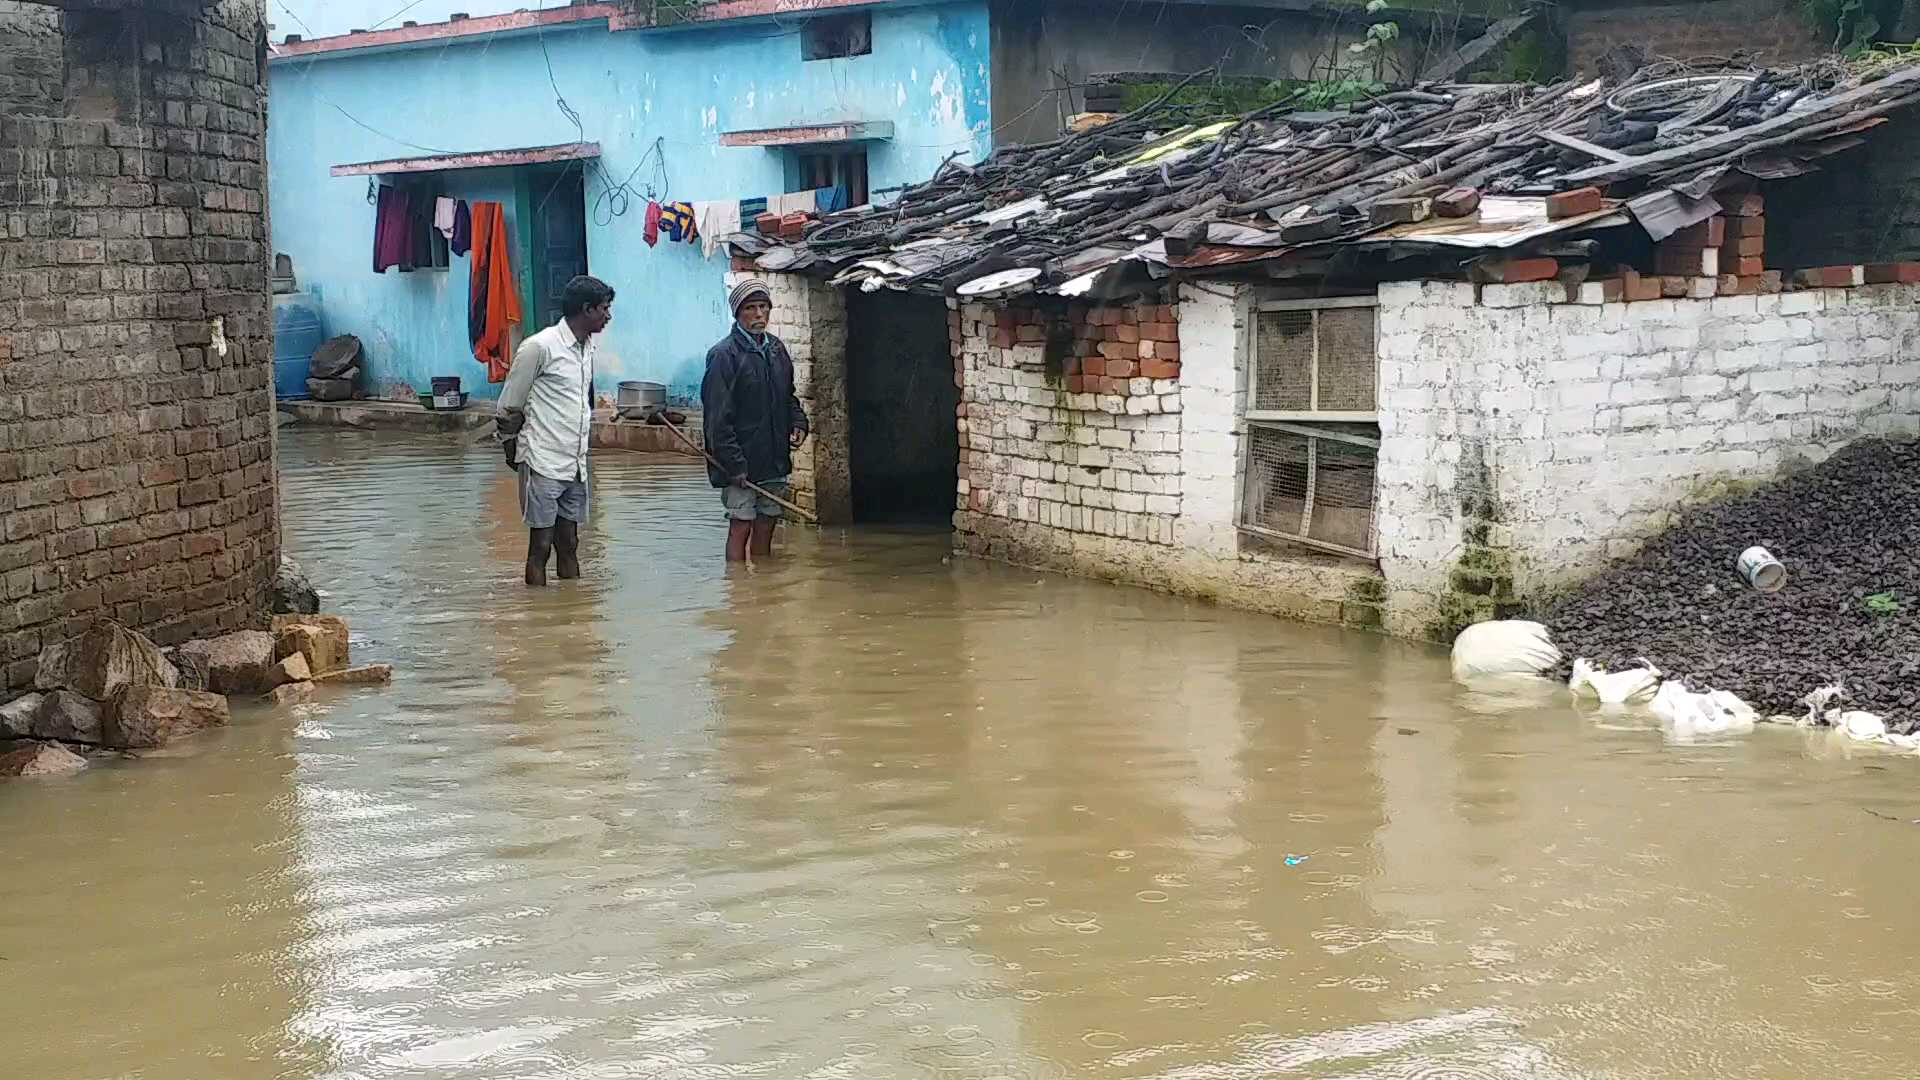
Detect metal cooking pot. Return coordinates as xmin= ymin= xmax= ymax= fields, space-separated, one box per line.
xmin=617 ymin=380 xmax=667 ymax=420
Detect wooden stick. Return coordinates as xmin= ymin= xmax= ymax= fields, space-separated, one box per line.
xmin=658 ymin=417 xmax=819 ymax=525
xmin=464 ymin=416 xmax=501 ymax=447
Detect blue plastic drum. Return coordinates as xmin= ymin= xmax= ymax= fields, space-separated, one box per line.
xmin=272 ymin=292 xmax=325 ymax=400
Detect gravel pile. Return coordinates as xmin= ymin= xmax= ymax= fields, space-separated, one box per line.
xmin=1546 ymin=438 xmax=1920 ymax=733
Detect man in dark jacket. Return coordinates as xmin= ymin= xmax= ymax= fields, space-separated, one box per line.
xmin=702 ymin=280 xmax=810 ymax=561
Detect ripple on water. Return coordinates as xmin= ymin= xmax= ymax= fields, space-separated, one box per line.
xmin=8 ymin=432 xmax=1914 ymax=1080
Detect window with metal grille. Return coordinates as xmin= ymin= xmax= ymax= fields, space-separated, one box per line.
xmin=1240 ymin=297 xmax=1380 ymax=558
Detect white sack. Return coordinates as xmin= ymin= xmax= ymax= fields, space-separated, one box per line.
xmin=1452 ymin=620 xmax=1563 ymax=680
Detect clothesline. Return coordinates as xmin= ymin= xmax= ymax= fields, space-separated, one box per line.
xmin=646 ymin=185 xmax=849 ymax=259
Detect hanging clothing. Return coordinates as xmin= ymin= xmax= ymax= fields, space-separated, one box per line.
xmin=696 ymin=201 xmax=742 ymax=259
xmin=659 ymin=202 xmax=698 ymax=244
xmin=771 ymin=190 xmax=819 ymax=216
xmin=644 ymin=201 xmax=662 ymax=247
xmin=373 ymin=185 xmax=413 ymax=273
xmin=818 ymin=184 xmax=850 ymax=214
xmin=434 ymin=197 xmax=457 ymax=240
xmin=739 ymin=196 xmax=768 ymax=221
xmin=451 ymin=199 xmax=472 ymax=257
xmin=403 ymin=188 xmax=436 ymax=272
xmin=468 ymin=202 xmax=524 ymax=384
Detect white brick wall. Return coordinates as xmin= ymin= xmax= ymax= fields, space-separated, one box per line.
xmin=1174 ymin=284 xmax=1245 ymax=559
xmin=1377 ymin=279 xmax=1920 ymax=635
xmin=953 ymin=285 xmax=1384 ymax=628
xmin=765 ymin=268 xmax=1920 ymax=642
xmin=954 ymin=301 xmax=1184 ymax=545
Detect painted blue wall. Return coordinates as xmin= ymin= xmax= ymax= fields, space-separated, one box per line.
xmin=267 ymin=4 xmax=992 ymax=402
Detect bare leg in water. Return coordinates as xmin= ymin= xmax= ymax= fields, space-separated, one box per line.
xmin=525 ymin=527 xmax=554 ymax=586
xmin=726 ymin=519 xmax=752 ymax=563
xmin=553 ymin=518 xmax=581 ymax=579
xmin=749 ymin=517 xmax=776 ymax=558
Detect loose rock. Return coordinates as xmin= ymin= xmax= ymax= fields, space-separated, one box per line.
xmin=33 ymin=690 xmax=105 ymax=744
xmin=272 ymin=653 xmax=312 ymax=686
xmin=1547 ymin=437 xmax=1920 ymax=734
xmin=1 ymin=693 xmax=43 ymax=739
xmin=35 ymin=622 xmax=177 ymax=701
xmin=165 ymin=646 xmax=211 ymax=692
xmin=32 ymin=642 xmax=72 ymax=692
xmin=271 ymin=555 xmax=321 ymax=615
xmin=273 ymin=614 xmax=350 ymax=676
xmin=179 ymin=631 xmax=279 ymax=696
xmin=103 ymin=686 xmax=231 ymax=750
xmin=0 ymin=742 xmax=89 ymax=778
xmin=264 ymin=682 xmax=315 ymax=708
xmin=314 ymin=663 xmax=392 ymax=686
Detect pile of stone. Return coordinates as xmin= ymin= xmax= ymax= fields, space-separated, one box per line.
xmin=0 ymin=611 xmax=390 ymax=779
xmin=0 ymin=622 xmax=230 ymax=777
xmin=1545 ymin=437 xmax=1920 ymax=735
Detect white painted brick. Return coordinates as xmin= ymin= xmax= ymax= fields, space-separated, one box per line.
xmin=1481 ymin=282 xmax=1565 ymax=308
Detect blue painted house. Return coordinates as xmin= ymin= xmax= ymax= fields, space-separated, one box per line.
xmin=267 ymin=0 xmax=1004 ymax=402
xmin=266 ymin=0 xmax=1465 ymax=402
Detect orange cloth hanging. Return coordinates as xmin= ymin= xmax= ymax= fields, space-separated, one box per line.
xmin=468 ymin=201 xmax=523 ymax=384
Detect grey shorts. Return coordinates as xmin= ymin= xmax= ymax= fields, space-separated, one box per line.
xmin=519 ymin=465 xmax=589 ymax=528
xmin=722 ymin=477 xmax=789 ymax=521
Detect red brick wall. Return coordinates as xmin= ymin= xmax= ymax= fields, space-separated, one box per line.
xmin=0 ymin=0 xmax=278 ymax=695
xmin=952 ymin=299 xmax=1186 ymax=549
xmin=1567 ymin=0 xmax=1828 ymax=73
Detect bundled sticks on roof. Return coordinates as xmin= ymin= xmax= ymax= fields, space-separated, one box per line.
xmin=752 ymin=54 xmax=1920 ymax=297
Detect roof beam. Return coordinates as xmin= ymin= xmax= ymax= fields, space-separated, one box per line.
xmin=330 ymin=142 xmax=601 ymax=177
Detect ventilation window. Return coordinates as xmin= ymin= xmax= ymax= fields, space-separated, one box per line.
xmin=1240 ymin=297 xmax=1380 ymax=558
xmin=803 ymin=13 xmax=872 ymax=60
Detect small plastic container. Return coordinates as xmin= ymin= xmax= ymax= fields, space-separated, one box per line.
xmin=1737 ymin=546 xmax=1786 ymax=593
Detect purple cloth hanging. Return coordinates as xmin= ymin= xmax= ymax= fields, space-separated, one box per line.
xmin=373 ymin=185 xmax=412 ymax=273
xmin=451 ymin=199 xmax=473 ymax=257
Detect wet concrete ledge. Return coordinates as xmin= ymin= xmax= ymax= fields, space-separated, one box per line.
xmin=278 ymin=401 xmax=704 ymax=456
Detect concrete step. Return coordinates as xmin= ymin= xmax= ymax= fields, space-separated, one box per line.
xmin=277 ymin=400 xmax=705 ymax=457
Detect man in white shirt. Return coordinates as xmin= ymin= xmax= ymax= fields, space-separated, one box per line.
xmin=497 ymin=275 xmax=614 ymax=586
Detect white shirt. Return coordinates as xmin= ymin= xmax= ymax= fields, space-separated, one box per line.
xmin=498 ymin=319 xmax=595 ymax=482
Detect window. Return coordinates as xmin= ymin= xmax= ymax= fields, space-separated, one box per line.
xmin=796 ymin=148 xmax=869 ymax=208
xmin=803 ymin=13 xmax=872 ymax=60
xmin=1238 ymin=296 xmax=1380 ymax=558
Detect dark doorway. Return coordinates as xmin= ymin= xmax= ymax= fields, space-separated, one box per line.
xmin=846 ymin=291 xmax=959 ymax=524
xmin=530 ymin=166 xmax=589 ymax=329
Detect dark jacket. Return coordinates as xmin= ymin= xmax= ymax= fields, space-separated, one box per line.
xmin=701 ymin=325 xmax=809 ymax=487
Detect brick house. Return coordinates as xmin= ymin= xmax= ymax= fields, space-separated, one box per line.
xmin=728 ymin=67 xmax=1920 ymax=641
xmin=0 ymin=0 xmax=278 ymax=695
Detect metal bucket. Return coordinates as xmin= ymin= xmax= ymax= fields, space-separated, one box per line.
xmin=1737 ymin=546 xmax=1786 ymax=593
xmin=617 ymin=380 xmax=667 ymax=420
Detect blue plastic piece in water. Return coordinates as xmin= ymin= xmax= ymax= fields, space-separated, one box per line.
xmin=1285 ymin=855 xmax=1309 ymax=867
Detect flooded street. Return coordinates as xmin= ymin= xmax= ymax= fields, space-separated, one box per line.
xmin=5 ymin=431 xmax=1920 ymax=1079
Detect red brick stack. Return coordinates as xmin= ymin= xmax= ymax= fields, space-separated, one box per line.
xmin=987 ymin=303 xmax=1181 ymax=395
xmin=1634 ymin=193 xmax=1790 ymax=297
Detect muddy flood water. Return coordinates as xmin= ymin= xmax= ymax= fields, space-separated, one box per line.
xmin=5 ymin=431 xmax=1920 ymax=1079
